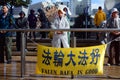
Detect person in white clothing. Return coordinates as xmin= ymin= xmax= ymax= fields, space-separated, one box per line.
xmin=51 ymin=9 xmax=70 ymax=48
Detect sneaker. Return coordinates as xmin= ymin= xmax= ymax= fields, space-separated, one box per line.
xmin=6 ymin=60 xmax=11 ymax=64
xmin=25 ymin=49 xmax=28 ymax=52
xmin=106 ymin=63 xmax=111 ymax=66
xmin=0 ymin=60 xmax=4 ymax=63
xmin=101 ymin=40 xmax=105 ymax=44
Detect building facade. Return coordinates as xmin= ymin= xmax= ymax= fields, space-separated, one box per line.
xmin=13 ymin=6 xmax=28 ymax=18
xmin=29 ymin=0 xmax=92 ymax=17
xmin=69 ymin=0 xmax=91 ymax=15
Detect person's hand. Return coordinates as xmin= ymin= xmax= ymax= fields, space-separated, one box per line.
xmin=116 ymin=32 xmax=120 ymax=35
xmin=56 ymin=31 xmax=63 ymax=34
xmin=0 ymin=31 xmax=6 ymax=33
xmin=112 ymin=31 xmax=120 ymax=35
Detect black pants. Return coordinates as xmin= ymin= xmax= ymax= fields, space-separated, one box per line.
xmin=16 ymin=32 xmax=27 ymax=51
xmin=40 ymin=22 xmax=50 ymax=38
xmin=108 ymin=41 xmax=120 ymax=65
xmin=29 ymin=26 xmax=36 ymax=40
xmin=96 ymin=26 xmax=100 ymax=40
xmin=40 ymin=32 xmax=47 ymax=38
xmin=29 ymin=31 xmax=36 ymax=39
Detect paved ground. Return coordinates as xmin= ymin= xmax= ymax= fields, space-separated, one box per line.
xmin=0 ymin=56 xmax=120 ymax=80
xmin=0 ymin=36 xmax=119 ymax=80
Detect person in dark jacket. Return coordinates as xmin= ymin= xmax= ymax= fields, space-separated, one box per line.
xmin=16 ymin=11 xmax=29 ymax=51
xmin=37 ymin=8 xmax=51 ymax=38
xmin=0 ymin=4 xmax=17 ymax=64
xmin=28 ymin=9 xmax=37 ymax=40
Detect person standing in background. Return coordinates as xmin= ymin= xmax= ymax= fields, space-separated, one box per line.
xmin=0 ymin=4 xmax=17 ymax=64
xmin=106 ymin=8 xmax=120 ymax=66
xmin=37 ymin=8 xmax=51 ymax=38
xmin=16 ymin=11 xmax=29 ymax=51
xmin=94 ymin=6 xmax=106 ymax=40
xmin=28 ymin=9 xmax=37 ymax=40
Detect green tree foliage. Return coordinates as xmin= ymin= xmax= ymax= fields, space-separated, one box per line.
xmin=0 ymin=0 xmax=31 ymax=7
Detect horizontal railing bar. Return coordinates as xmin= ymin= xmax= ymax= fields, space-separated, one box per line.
xmin=0 ymin=28 xmax=119 ymax=32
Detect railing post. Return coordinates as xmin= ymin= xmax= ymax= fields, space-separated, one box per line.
xmin=21 ymin=32 xmax=26 ymax=78
xmin=71 ymin=32 xmax=76 ymax=47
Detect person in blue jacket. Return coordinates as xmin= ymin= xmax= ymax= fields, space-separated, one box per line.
xmin=0 ymin=4 xmax=17 ymax=64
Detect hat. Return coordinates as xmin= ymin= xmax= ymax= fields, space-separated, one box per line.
xmin=19 ymin=11 xmax=25 ymax=16
xmin=58 ymin=4 xmax=72 ymax=15
xmin=111 ymin=8 xmax=119 ymax=13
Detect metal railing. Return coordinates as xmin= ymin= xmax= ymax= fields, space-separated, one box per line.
xmin=0 ymin=28 xmax=120 ymax=78
xmin=1 ymin=28 xmax=120 ymax=32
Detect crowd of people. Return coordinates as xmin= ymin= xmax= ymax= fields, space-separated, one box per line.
xmin=0 ymin=3 xmax=71 ymax=64
xmin=0 ymin=3 xmax=119 ymax=66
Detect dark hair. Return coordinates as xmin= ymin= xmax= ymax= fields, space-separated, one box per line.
xmin=61 ymin=2 xmax=63 ymax=5
xmin=46 ymin=6 xmax=50 ymax=11
xmin=37 ymin=8 xmax=44 ymax=14
xmin=2 ymin=4 xmax=10 ymax=9
xmin=98 ymin=6 xmax=102 ymax=10
xmin=19 ymin=11 xmax=25 ymax=16
xmin=63 ymin=7 xmax=68 ymax=12
xmin=30 ymin=9 xmax=35 ymax=13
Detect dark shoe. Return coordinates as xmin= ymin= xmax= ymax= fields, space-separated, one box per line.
xmin=17 ymin=49 xmax=20 ymax=51
xmin=0 ymin=60 xmax=4 ymax=63
xmin=106 ymin=63 xmax=114 ymax=66
xmin=7 ymin=60 xmax=11 ymax=64
xmin=16 ymin=48 xmax=21 ymax=51
xmin=34 ymin=38 xmax=36 ymax=41
xmin=115 ymin=63 xmax=120 ymax=66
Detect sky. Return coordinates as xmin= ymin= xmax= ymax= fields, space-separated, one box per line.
xmin=91 ymin=0 xmax=105 ymax=9
xmin=32 ymin=0 xmax=105 ymax=9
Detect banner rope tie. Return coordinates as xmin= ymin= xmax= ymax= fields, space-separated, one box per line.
xmin=29 ymin=37 xmax=120 ymax=46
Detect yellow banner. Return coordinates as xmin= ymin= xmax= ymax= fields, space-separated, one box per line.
xmin=36 ymin=44 xmax=107 ymax=76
